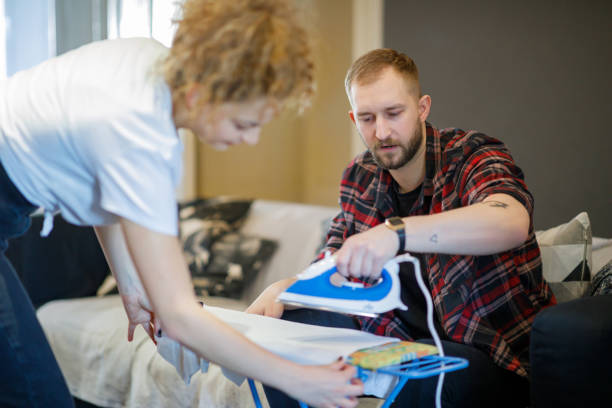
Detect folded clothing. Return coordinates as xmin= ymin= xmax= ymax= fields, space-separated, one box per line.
xmin=348 ymin=341 xmax=438 ymax=370
xmin=155 ymin=331 xmax=209 ymax=385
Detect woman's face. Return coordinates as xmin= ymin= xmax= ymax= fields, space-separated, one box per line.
xmin=189 ymin=98 xmax=275 ymax=150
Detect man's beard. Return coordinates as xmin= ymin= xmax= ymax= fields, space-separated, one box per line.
xmin=370 ymin=123 xmax=423 ymax=170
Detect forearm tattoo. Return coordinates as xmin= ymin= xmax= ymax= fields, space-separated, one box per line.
xmin=486 ymin=200 xmax=508 ymax=208
xmin=430 ymin=233 xmax=439 ymax=244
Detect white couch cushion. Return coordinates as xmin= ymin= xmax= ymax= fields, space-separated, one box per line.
xmin=238 ymin=200 xmax=338 ymax=305
xmin=536 ymin=212 xmax=592 ymax=302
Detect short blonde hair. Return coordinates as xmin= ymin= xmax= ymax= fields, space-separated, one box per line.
xmin=344 ymin=48 xmax=420 ymax=104
xmin=163 ymin=0 xmax=314 ymax=112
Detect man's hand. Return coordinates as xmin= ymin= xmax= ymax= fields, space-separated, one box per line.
xmin=246 ymin=278 xmax=296 ymax=318
xmin=335 ymin=223 xmax=399 ymax=281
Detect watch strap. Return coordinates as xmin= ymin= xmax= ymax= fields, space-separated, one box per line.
xmin=395 ymin=224 xmax=406 ymax=252
xmin=385 ymin=217 xmax=406 ymax=252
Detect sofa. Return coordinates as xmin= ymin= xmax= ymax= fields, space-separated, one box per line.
xmin=8 ymin=199 xmax=612 ymax=407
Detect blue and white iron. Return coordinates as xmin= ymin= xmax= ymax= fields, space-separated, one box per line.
xmin=277 ymin=254 xmax=408 ymax=317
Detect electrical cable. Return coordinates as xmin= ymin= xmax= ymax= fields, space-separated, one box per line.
xmin=394 ymin=254 xmax=445 ymax=408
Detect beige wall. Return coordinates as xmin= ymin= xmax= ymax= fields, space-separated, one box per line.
xmin=196 ymin=0 xmax=356 ymax=206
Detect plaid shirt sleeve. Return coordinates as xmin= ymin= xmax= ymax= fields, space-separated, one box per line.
xmin=316 ymin=211 xmax=346 ymax=260
xmin=457 ymin=133 xmax=534 ymax=221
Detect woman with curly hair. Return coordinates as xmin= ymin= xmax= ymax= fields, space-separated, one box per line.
xmin=0 ymin=1 xmax=362 ymax=407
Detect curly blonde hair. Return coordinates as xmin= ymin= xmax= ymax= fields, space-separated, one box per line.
xmin=163 ymin=0 xmax=314 ymax=113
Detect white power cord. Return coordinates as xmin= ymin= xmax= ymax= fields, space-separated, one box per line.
xmin=392 ymin=254 xmax=445 ymax=408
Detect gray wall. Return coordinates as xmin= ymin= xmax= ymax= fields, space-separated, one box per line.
xmin=384 ymin=0 xmax=611 ymax=236
xmin=55 ymin=0 xmax=107 ymax=55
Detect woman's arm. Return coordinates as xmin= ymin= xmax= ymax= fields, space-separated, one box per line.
xmin=94 ymin=224 xmax=156 ymax=341
xmin=335 ymin=193 xmax=530 ymax=279
xmin=118 ymin=218 xmax=362 ymax=408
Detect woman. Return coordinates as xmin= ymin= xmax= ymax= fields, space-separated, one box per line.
xmin=0 ymin=1 xmax=362 ymax=407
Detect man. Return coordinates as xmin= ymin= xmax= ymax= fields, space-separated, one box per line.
xmin=248 ymin=48 xmax=556 ymax=407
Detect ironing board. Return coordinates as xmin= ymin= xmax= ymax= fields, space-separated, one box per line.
xmin=250 ymin=254 xmax=469 ymax=407
xmin=247 ymin=354 xmax=468 ymax=408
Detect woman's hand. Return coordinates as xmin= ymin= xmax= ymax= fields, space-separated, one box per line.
xmin=283 ymin=359 xmax=363 ymax=408
xmin=245 ymin=278 xmax=296 ymax=318
xmin=120 ymin=290 xmax=156 ymax=342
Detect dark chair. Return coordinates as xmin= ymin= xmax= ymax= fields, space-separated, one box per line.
xmin=530 ymin=294 xmax=612 ymax=407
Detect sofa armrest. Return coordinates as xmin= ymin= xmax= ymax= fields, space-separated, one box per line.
xmin=530 ymin=294 xmax=612 ymax=407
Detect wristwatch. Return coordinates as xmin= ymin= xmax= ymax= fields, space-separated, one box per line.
xmin=384 ymin=216 xmax=406 ymax=252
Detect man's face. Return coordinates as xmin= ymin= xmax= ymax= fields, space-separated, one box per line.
xmin=349 ymin=67 xmax=427 ymax=170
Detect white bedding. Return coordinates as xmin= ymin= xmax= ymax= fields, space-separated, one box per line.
xmin=38 ymin=296 xmax=267 ymax=408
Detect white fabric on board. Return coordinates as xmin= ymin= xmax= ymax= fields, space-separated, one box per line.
xmin=156 ymin=305 xmax=397 ymax=398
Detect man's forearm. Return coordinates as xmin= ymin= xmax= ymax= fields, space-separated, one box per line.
xmin=402 ymin=193 xmax=530 ymax=255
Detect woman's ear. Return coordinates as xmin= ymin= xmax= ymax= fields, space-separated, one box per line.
xmin=185 ymin=84 xmax=201 ymax=110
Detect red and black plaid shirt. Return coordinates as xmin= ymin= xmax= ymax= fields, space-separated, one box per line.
xmin=318 ymin=124 xmax=556 ymax=377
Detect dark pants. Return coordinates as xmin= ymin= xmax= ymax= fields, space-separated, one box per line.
xmin=0 ymin=162 xmax=74 ymax=407
xmin=264 ymin=309 xmax=529 ymax=408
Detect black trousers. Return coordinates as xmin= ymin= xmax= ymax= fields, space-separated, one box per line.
xmin=0 ymin=162 xmax=74 ymax=407
xmin=263 ymin=309 xmax=529 ymax=408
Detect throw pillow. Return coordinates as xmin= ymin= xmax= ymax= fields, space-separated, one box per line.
xmin=98 ymin=198 xmax=278 ymax=300
xmin=536 ymin=211 xmax=592 ymax=302
xmin=179 ymin=197 xmax=253 ymax=225
xmin=190 ymin=232 xmax=277 ymax=298
xmin=180 ymin=197 xmax=254 ymax=278
xmin=180 ymin=198 xmax=278 ymax=299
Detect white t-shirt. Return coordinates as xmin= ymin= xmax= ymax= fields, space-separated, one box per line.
xmin=0 ymin=38 xmax=182 ymax=236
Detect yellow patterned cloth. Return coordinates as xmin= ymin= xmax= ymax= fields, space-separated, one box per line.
xmin=347 ymin=341 xmax=438 ymax=369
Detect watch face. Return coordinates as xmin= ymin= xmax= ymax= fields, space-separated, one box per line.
xmin=386 ymin=217 xmax=404 ymax=229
